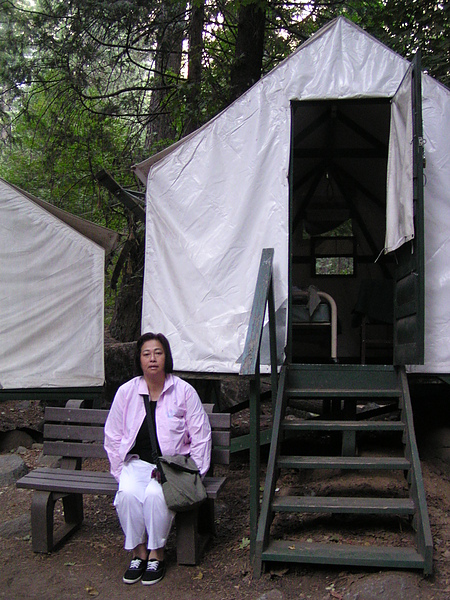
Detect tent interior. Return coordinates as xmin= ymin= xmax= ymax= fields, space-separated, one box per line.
xmin=289 ymin=98 xmax=396 ymax=364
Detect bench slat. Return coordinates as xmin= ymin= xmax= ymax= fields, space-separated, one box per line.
xmin=46 ymin=425 xmax=230 ymax=446
xmin=46 ymin=405 xmax=231 ymax=427
xmin=202 ymin=476 xmax=227 ymax=500
xmin=44 ymin=423 xmax=231 ymax=446
xmin=43 ymin=441 xmax=108 ymax=459
xmin=17 ymin=468 xmax=117 ymax=494
xmin=18 ymin=467 xmax=114 ymax=482
xmin=207 ymin=413 xmax=231 ymax=428
xmin=45 ymin=407 xmax=108 ymax=425
xmin=44 ymin=423 xmax=105 ymax=442
xmin=211 ymin=430 xmax=230 ymax=447
xmin=17 ymin=468 xmax=226 ymax=499
xmin=43 ymin=442 xmax=231 ymax=464
xmin=211 ymin=447 xmax=230 ymax=465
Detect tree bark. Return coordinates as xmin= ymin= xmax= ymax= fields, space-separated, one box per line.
xmin=229 ymin=0 xmax=266 ymax=103
xmin=145 ymin=0 xmax=187 ymax=148
xmin=184 ymin=0 xmax=205 ymax=135
xmin=110 ymin=3 xmax=187 ymax=343
xmin=108 ymin=232 xmax=144 ymax=342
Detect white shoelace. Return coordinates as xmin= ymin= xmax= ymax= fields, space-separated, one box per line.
xmin=130 ymin=558 xmax=144 ymax=569
xmin=146 ymin=560 xmax=160 ymax=572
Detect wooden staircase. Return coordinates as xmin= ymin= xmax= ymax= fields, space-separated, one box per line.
xmin=254 ymin=363 xmax=433 ymax=576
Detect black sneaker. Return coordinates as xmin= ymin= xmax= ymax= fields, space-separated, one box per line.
xmin=123 ymin=557 xmax=147 ymax=584
xmin=141 ymin=559 xmax=166 ymax=585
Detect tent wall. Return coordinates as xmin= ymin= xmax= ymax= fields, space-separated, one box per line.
xmin=409 ymin=76 xmax=450 ymax=374
xmin=8 ymin=182 xmax=119 ymax=258
xmin=137 ymin=18 xmax=450 ymax=375
xmin=0 ymin=179 xmax=105 ymax=388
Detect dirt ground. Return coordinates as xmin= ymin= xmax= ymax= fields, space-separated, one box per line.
xmin=1 ymin=395 xmax=450 ymax=600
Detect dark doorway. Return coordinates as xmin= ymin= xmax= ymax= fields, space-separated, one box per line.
xmin=288 ymin=99 xmax=396 ymax=364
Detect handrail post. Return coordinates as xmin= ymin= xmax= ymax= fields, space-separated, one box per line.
xmin=239 ymin=248 xmax=277 ymax=567
xmin=240 ymin=248 xmax=275 ymax=376
xmin=249 ymin=356 xmax=260 ymax=561
xmin=268 ymin=277 xmax=278 ymax=410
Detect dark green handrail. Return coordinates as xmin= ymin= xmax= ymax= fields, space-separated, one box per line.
xmin=240 ymin=248 xmax=277 ymax=378
xmin=239 ymin=247 xmax=278 ymax=564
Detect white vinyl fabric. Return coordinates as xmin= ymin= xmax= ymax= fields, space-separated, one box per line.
xmin=0 ymin=178 xmax=105 ymax=388
xmin=135 ymin=17 xmax=450 ymax=375
xmin=385 ymin=67 xmax=415 ymax=253
xmin=409 ymin=75 xmax=450 ymax=374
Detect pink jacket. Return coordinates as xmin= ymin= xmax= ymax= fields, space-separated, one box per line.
xmin=104 ymin=374 xmax=212 ymax=481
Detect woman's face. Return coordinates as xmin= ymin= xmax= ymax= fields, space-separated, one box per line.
xmin=140 ymin=339 xmax=166 ymax=379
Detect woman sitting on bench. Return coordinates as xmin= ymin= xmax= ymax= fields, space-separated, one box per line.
xmin=104 ymin=332 xmax=212 ymax=586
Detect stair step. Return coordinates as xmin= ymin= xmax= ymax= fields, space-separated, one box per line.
xmin=286 ymin=387 xmax=401 ymax=398
xmin=288 ymin=364 xmax=395 ymax=373
xmin=261 ymin=540 xmax=425 ymax=570
xmin=277 ymin=456 xmax=410 ymax=470
xmin=282 ymin=419 xmax=404 ymax=432
xmin=272 ymin=496 xmax=415 ymax=515
xmin=286 ymin=364 xmax=400 ymax=395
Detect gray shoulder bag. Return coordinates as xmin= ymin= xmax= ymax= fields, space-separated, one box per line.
xmin=142 ymin=394 xmax=207 ymax=512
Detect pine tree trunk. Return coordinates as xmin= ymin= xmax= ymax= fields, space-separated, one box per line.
xmin=145 ymin=0 xmax=187 ymax=148
xmin=109 ymin=3 xmax=187 ymax=342
xmin=184 ymin=0 xmax=205 ymax=135
xmin=229 ymin=1 xmax=266 ymax=102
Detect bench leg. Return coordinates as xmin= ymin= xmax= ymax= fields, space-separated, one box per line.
xmin=31 ymin=491 xmax=56 ymax=553
xmin=198 ymin=498 xmax=215 ymax=537
xmin=63 ymin=492 xmax=84 ymax=525
xmin=175 ymin=499 xmax=215 ymax=565
xmin=176 ymin=508 xmax=200 ymax=565
xmin=30 ymin=491 xmax=84 ymax=553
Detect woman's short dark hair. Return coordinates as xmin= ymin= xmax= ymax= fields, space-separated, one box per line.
xmin=135 ymin=332 xmax=174 ymax=375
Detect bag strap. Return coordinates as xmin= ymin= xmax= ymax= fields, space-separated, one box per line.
xmin=142 ymin=394 xmax=165 ymax=481
xmin=159 ymin=455 xmax=200 ymax=474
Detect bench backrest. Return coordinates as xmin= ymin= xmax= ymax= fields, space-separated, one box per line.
xmin=43 ymin=401 xmax=231 ymax=466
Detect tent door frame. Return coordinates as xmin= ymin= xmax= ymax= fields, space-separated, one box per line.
xmin=392 ymin=53 xmax=425 ymax=366
xmin=287 ymin=106 xmax=295 ymax=364
xmin=287 ymin=54 xmax=425 ymax=366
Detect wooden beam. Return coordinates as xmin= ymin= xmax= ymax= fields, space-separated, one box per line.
xmin=96 ymin=169 xmax=145 ymax=222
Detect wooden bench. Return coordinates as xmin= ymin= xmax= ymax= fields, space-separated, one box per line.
xmin=16 ymin=399 xmax=231 ymax=565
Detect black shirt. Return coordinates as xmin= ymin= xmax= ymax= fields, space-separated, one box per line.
xmin=132 ymin=401 xmax=162 ymax=464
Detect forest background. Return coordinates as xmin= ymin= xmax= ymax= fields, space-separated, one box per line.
xmin=0 ymin=0 xmax=448 ymax=343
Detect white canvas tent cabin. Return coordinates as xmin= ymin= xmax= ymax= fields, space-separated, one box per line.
xmin=0 ymin=178 xmax=118 ymax=401
xmin=134 ymin=16 xmax=450 ymax=381
xmin=133 ymin=18 xmax=450 ymax=574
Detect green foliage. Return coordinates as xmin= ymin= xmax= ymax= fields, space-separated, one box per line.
xmin=381 ymin=0 xmax=449 ymax=87
xmin=1 ymin=0 xmax=447 ymax=216
xmin=0 ymin=0 xmax=448 ymax=338
xmin=0 ymin=77 xmax=140 ymax=230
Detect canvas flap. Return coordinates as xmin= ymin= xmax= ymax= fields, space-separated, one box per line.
xmin=384 ymin=67 xmax=414 ymax=253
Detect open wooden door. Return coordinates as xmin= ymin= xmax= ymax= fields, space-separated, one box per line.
xmin=388 ymin=53 xmax=425 ymax=365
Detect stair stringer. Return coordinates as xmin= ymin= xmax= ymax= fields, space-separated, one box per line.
xmin=253 ymin=365 xmax=288 ymax=578
xmin=398 ymin=367 xmax=433 ymax=574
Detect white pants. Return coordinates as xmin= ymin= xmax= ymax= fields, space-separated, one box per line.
xmin=114 ymin=458 xmax=175 ymax=551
